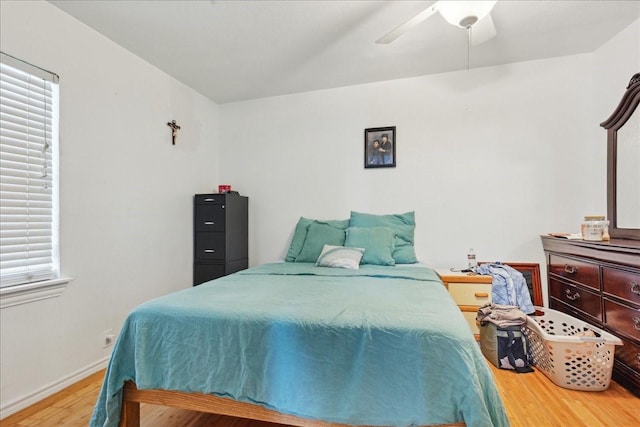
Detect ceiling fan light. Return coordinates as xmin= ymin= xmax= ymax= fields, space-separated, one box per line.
xmin=438 ymin=0 xmax=497 ymax=28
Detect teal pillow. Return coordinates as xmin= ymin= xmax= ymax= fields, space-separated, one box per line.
xmin=349 ymin=211 xmax=418 ymax=264
xmin=285 ymin=218 xmax=314 ymax=262
xmin=345 ymin=227 xmax=396 ymax=266
xmin=296 ymin=222 xmax=347 ymax=262
xmin=285 ymin=217 xmax=349 ymax=262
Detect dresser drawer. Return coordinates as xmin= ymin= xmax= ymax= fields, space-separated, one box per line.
xmin=549 ymin=299 xmax=597 ymax=326
xmin=195 ymin=204 xmax=226 ymax=232
xmin=195 ymin=194 xmax=225 ymax=205
xmin=447 ymin=282 xmax=492 ymax=306
xmin=195 ymin=233 xmax=225 ymax=260
xmin=603 ymin=267 xmax=640 ymax=305
xmin=604 ymin=299 xmax=640 ymax=341
xmin=193 ymin=263 xmax=225 ymax=285
xmin=549 ymin=254 xmax=599 ymax=290
xmin=460 ymin=310 xmax=480 ymax=336
xmin=615 ymin=334 xmax=640 ymax=373
xmin=549 ymin=278 xmax=602 ymax=321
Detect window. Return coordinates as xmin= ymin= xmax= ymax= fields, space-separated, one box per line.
xmin=0 ymin=52 xmax=60 ymax=289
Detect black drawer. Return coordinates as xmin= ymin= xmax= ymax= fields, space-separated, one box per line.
xmin=193 ymin=263 xmax=225 ymax=286
xmin=195 ymin=233 xmax=225 ymax=260
xmin=195 ymin=204 xmax=226 ymax=232
xmin=195 ymin=194 xmax=225 ymax=205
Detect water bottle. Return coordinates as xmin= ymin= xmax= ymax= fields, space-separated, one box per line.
xmin=467 ymin=248 xmax=477 ymax=268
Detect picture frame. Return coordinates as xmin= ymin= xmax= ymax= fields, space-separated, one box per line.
xmin=364 ymin=126 xmax=396 ymax=168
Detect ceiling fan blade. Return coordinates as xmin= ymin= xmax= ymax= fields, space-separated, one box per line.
xmin=470 ymin=13 xmax=496 ymax=46
xmin=375 ymin=2 xmax=440 ymax=44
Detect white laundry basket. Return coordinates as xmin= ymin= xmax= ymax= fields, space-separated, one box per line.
xmin=522 ymin=306 xmax=623 ymax=391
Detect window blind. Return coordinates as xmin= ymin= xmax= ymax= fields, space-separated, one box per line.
xmin=0 ymin=53 xmax=59 ymax=288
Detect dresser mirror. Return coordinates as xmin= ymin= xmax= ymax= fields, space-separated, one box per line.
xmin=601 ymin=73 xmax=640 ymax=240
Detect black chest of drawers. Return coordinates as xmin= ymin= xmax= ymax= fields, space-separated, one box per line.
xmin=541 ymin=236 xmax=640 ymax=396
xmin=193 ymin=193 xmax=248 ymax=285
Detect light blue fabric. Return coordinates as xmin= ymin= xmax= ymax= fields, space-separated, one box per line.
xmin=475 ymin=263 xmax=534 ymax=314
xmin=90 ymin=263 xmax=508 ymax=427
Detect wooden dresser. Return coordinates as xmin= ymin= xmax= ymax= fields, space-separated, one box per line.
xmin=541 ymin=235 xmax=640 ymax=396
xmin=436 ymin=270 xmax=492 ymax=340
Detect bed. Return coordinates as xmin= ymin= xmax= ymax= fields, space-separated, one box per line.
xmin=90 ymin=262 xmax=509 ymax=427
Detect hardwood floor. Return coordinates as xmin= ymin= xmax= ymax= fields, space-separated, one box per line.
xmin=2 ymin=364 xmax=639 ymax=427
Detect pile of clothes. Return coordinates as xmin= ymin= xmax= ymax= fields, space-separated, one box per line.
xmin=476 ymin=303 xmax=534 ymax=373
xmin=472 ymin=263 xmax=537 ymax=373
xmin=475 ymin=263 xmax=534 ymax=314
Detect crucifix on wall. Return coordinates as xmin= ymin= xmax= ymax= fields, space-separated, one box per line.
xmin=167 ymin=120 xmax=181 ymax=145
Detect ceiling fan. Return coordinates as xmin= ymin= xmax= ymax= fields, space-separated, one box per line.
xmin=376 ymin=0 xmax=498 ymax=46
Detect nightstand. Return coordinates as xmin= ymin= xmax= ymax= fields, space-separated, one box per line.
xmin=436 ymin=269 xmax=493 ymax=340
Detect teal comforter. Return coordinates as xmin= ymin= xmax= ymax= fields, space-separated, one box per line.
xmin=90 ymin=263 xmax=509 ymax=427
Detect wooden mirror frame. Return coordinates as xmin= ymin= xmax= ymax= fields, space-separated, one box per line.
xmin=600 ymin=73 xmax=640 ymax=240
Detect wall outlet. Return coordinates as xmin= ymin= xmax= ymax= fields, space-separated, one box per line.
xmin=103 ymin=329 xmax=115 ymax=348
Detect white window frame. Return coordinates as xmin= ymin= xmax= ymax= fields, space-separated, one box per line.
xmin=0 ymin=52 xmax=71 ymax=309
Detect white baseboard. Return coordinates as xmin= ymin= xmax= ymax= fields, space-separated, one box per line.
xmin=0 ymin=356 xmax=109 ymax=419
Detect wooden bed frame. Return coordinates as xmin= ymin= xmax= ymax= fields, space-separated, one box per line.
xmin=118 ymin=264 xmax=533 ymax=427
xmin=119 ymin=381 xmax=464 ymax=427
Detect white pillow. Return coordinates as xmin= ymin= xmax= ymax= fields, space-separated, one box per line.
xmin=315 ymin=245 xmax=365 ymax=269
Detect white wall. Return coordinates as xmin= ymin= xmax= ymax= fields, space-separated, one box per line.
xmin=0 ymin=1 xmax=219 ymax=416
xmin=219 ymin=57 xmax=583 ymax=268
xmin=0 ymin=0 xmax=637 ymax=418
xmin=219 ymin=20 xmax=639 ymax=276
xmin=593 ymin=20 xmax=640 ymax=123
xmin=591 ymin=20 xmax=640 ymax=234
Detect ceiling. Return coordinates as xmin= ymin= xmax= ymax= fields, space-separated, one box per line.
xmin=48 ymin=0 xmax=640 ymax=104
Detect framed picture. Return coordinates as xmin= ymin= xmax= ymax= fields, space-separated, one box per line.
xmin=364 ymin=126 xmax=396 ymax=168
